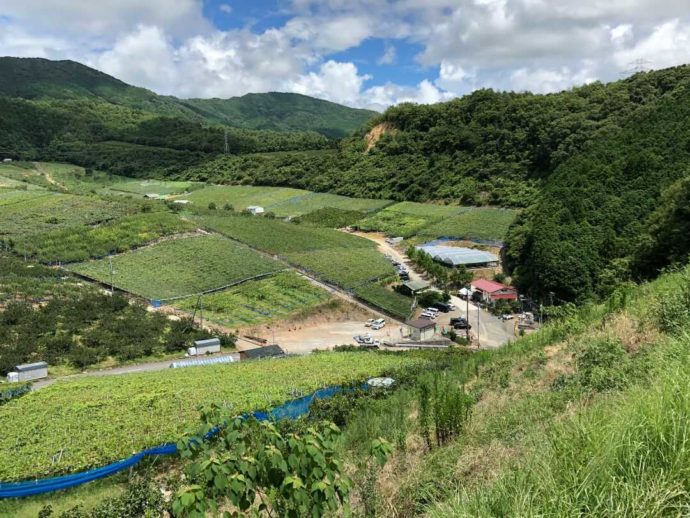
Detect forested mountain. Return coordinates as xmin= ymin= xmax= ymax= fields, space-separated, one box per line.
xmin=2 ymin=56 xmax=690 ymax=304
xmin=0 ymin=57 xmax=375 ymax=137
xmin=181 ymin=65 xmax=690 ymax=303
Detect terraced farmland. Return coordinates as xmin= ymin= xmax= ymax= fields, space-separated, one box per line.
xmin=174 ymin=271 xmax=332 ymax=328
xmin=267 ymin=192 xmax=391 ymax=217
xmin=0 ymin=352 xmax=419 ymax=481
xmin=13 ymin=212 xmax=197 ymax=263
xmin=67 ymin=234 xmax=283 ymax=299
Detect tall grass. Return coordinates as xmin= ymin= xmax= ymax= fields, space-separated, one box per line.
xmin=430 ymin=269 xmax=690 ymax=517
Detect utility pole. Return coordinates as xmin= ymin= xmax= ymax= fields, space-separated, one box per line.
xmin=465 ymin=285 xmax=470 ymax=340
xmin=477 ymin=305 xmax=480 ymax=347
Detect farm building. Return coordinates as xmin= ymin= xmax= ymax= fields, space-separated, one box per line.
xmin=399 ymin=279 xmax=430 ymax=296
xmin=406 ymin=319 xmax=436 ymax=341
xmin=246 ymin=205 xmax=265 ymax=215
xmin=173 ymin=199 xmax=191 ymax=205
xmin=240 ymin=344 xmax=285 ymax=361
xmin=11 ymin=361 xmax=48 ymax=382
xmin=187 ymin=338 xmax=221 ymax=356
xmin=471 ymin=279 xmax=518 ymax=303
xmin=416 ymin=245 xmax=499 ymax=268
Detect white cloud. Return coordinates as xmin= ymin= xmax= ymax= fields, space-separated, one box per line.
xmin=510 ymin=65 xmax=598 ymax=94
xmin=378 ymin=42 xmax=396 ymax=65
xmin=2 ymin=0 xmax=690 ymax=108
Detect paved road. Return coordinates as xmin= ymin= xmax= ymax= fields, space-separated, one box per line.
xmin=446 ymin=295 xmax=513 ymax=348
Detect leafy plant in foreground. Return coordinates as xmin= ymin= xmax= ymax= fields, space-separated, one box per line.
xmin=173 ymin=412 xmax=351 ymax=517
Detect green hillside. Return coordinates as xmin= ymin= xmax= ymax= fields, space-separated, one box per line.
xmin=180 ymin=92 xmax=376 ymax=138
xmin=0 ymin=57 xmax=375 ymax=137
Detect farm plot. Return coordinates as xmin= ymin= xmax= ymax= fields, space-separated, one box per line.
xmin=0 ymin=174 xmax=43 ymax=191
xmin=67 ymin=234 xmax=283 ymax=300
xmin=0 ymin=189 xmax=51 ymax=207
xmin=0 ymin=163 xmax=55 ymax=190
xmin=417 ymin=207 xmax=518 ymax=242
xmin=353 ymin=283 xmax=413 ymax=320
xmin=102 ymin=179 xmax=203 ymax=197
xmin=174 ymin=271 xmax=332 ymax=329
xmin=0 ymin=193 xmax=134 ymax=238
xmin=197 ymin=214 xmax=374 ymax=254
xmin=267 ymin=192 xmax=391 ymax=217
xmin=0 ymin=352 xmax=419 ymax=481
xmin=358 ymin=201 xmax=469 ymax=238
xmin=13 ymin=212 xmax=197 ymax=263
xmin=187 ymin=185 xmax=308 ymax=210
xmin=284 ymin=248 xmax=395 ymax=288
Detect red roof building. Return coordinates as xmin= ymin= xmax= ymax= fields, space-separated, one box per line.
xmin=471 ymin=279 xmax=518 ymax=303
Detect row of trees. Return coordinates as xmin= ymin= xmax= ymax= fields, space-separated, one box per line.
xmin=406 ymin=246 xmax=473 ymax=290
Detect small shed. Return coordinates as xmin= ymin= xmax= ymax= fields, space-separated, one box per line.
xmin=188 ymin=338 xmax=221 ymax=356
xmin=14 ymin=361 xmax=48 ymax=381
xmin=246 ymin=205 xmax=265 ymax=215
xmin=399 ymin=279 xmax=430 ymax=296
xmin=172 ymin=199 xmax=190 ymax=205
xmin=2 ymin=158 xmax=12 ymax=163
xmin=144 ymin=193 xmax=164 ymax=199
xmin=406 ymin=319 xmax=436 ymax=341
xmin=240 ymin=344 xmax=285 ymax=361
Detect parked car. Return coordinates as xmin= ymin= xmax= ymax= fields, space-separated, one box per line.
xmin=499 ymin=314 xmax=514 ymax=321
xmin=371 ymin=318 xmax=386 ymax=330
xmin=365 ymin=319 xmax=376 ymax=327
xmin=421 ymin=311 xmax=437 ymax=319
xmin=399 ymin=272 xmax=410 ymax=281
xmin=450 ymin=317 xmax=472 ymax=330
xmin=433 ymin=302 xmax=452 ymax=313
xmin=425 ymin=307 xmax=439 ymax=314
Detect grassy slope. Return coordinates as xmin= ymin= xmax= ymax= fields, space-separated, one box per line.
xmin=0 ymin=352 xmax=418 ymax=481
xmin=379 ymin=268 xmax=690 ymax=516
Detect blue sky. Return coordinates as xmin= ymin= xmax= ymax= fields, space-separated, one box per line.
xmin=1 ymin=1 xmax=690 ymax=110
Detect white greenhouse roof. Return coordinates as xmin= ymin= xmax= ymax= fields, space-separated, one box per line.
xmin=416 ymin=245 xmax=498 ymax=266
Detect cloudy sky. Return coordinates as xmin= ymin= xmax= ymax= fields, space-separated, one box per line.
xmin=1 ymin=0 xmax=689 ymax=111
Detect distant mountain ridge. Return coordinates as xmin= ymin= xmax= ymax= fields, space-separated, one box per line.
xmin=0 ymin=57 xmax=376 ymax=137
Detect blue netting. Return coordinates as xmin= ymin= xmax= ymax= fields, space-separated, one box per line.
xmin=0 ymin=384 xmax=364 ymax=498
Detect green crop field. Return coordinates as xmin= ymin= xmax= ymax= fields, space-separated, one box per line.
xmin=353 ymin=283 xmax=413 ymax=320
xmin=67 ymin=234 xmax=283 ymax=299
xmin=0 ymin=174 xmax=43 ymax=190
xmin=174 ymin=271 xmax=332 ymax=328
xmin=0 ymin=192 xmax=134 ymax=238
xmin=103 ymin=179 xmax=203 ymax=197
xmin=188 ymin=185 xmax=390 ymax=217
xmin=13 ymin=212 xmax=197 ymax=263
xmin=196 ymin=214 xmax=374 ymax=254
xmin=285 ymin=248 xmax=395 ymax=288
xmin=384 ymin=201 xmax=469 ymax=218
xmin=0 ymin=189 xmax=51 ymax=207
xmin=267 ymin=192 xmax=391 ymax=217
xmin=0 ymin=352 xmax=419 ymax=481
xmin=417 ymin=207 xmax=518 ymax=241
xmin=188 ymin=185 xmax=309 ymax=210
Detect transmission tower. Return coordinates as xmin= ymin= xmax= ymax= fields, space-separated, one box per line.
xmin=224 ymin=129 xmax=229 ymax=155
xmin=620 ymin=58 xmax=652 ymax=77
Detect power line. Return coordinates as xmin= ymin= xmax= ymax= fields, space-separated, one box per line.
xmin=620 ymin=58 xmax=652 ymax=77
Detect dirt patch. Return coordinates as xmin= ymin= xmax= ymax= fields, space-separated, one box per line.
xmin=364 ymin=122 xmax=397 ymax=152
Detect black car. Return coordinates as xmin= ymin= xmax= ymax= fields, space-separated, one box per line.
xmin=433 ymin=302 xmax=452 ymax=313
xmin=450 ymin=317 xmax=471 ymax=330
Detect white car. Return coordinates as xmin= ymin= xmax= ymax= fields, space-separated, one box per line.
xmin=371 ymin=318 xmax=386 ymax=330
xmin=447 ymin=303 xmax=456 ymax=311
xmin=365 ymin=319 xmax=376 ymax=327
xmin=420 ymin=311 xmax=437 ymax=319
xmin=425 ymin=307 xmax=439 ymax=314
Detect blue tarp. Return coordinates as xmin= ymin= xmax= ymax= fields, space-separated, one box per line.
xmin=0 ymin=384 xmax=362 ymax=498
